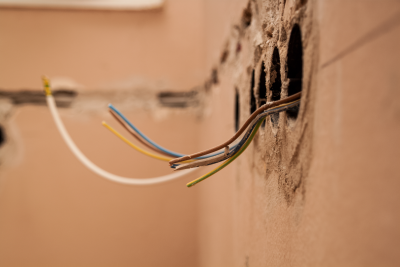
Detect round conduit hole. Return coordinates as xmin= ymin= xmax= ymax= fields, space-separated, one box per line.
xmin=250 ymin=69 xmax=256 ymax=115
xmin=269 ymin=47 xmax=282 ymax=127
xmin=258 ymin=61 xmax=267 ymax=128
xmin=235 ymin=88 xmax=240 ymax=132
xmin=286 ymin=24 xmax=303 ymax=121
xmin=0 ymin=125 xmax=5 ymax=147
xmin=258 ymin=61 xmax=267 ymax=107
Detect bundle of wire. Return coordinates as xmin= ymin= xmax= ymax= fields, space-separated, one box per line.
xmin=174 ymin=100 xmax=300 ymax=187
xmin=43 ymin=76 xmax=301 ymax=187
xmin=172 ymin=100 xmax=300 ymax=170
xmin=103 ymin=92 xmax=300 ymax=187
xmin=106 ymin=104 xmax=238 ymax=159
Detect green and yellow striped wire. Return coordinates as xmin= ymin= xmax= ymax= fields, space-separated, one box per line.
xmin=186 ymin=117 xmax=265 ymax=187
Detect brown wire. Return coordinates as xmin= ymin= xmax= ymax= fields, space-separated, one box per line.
xmin=169 ymin=92 xmax=302 ymax=165
xmin=108 ymin=109 xmax=173 ymax=157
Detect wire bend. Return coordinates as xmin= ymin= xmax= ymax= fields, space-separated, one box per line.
xmin=43 ymin=77 xmax=195 ymax=185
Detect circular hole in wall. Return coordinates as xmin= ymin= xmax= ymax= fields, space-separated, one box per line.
xmin=0 ymin=125 xmax=5 ymax=147
xmin=258 ymin=61 xmax=267 ymax=128
xmin=270 ymin=47 xmax=282 ymax=127
xmin=258 ymin=62 xmax=267 ymax=107
xmin=250 ymin=69 xmax=256 ymax=115
xmin=235 ymin=88 xmax=240 ymax=132
xmin=286 ymin=24 xmax=303 ymax=121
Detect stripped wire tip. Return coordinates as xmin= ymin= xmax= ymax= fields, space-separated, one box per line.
xmin=42 ymin=76 xmax=52 ymax=96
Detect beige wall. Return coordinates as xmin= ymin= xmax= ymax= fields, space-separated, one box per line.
xmin=203 ymin=0 xmax=248 ymax=72
xmin=0 ymin=108 xmax=201 ymax=267
xmin=1 ymin=0 xmax=400 ymax=266
xmin=0 ymin=1 xmax=206 ymax=266
xmin=0 ymin=0 xmax=206 ymax=90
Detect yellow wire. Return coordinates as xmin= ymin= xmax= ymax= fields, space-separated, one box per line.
xmin=102 ymin=121 xmax=195 ymax=163
xmin=102 ymin=121 xmax=175 ymax=162
xmin=45 ymin=77 xmax=172 ymax=163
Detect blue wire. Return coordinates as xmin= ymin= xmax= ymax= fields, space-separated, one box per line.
xmin=108 ymin=104 xmax=237 ymax=159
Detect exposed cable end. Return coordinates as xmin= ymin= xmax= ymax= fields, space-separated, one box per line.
xmin=169 ymin=155 xmax=191 ymax=165
xmin=224 ymin=146 xmax=229 ymax=156
xmin=42 ymin=76 xmax=52 ymax=96
xmin=186 ymin=178 xmax=202 ymax=188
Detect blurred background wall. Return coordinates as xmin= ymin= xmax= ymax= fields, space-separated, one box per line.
xmin=0 ymin=1 xmax=211 ymax=266
xmin=0 ymin=0 xmax=206 ymax=89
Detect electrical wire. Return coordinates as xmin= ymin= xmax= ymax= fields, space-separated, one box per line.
xmin=186 ymin=117 xmax=264 ymax=187
xmin=102 ymin=120 xmax=195 ymax=163
xmin=174 ymin=100 xmax=300 ymax=170
xmin=108 ymin=108 xmax=173 ymax=157
xmin=109 ymin=104 xmax=238 ymax=159
xmin=174 ymin=100 xmax=299 ymax=170
xmin=185 ymin=100 xmax=301 ymax=187
xmin=43 ymin=77 xmax=195 ymax=185
xmin=43 ymin=75 xmax=301 ymax=187
xmin=102 ymin=121 xmax=175 ymax=162
xmin=169 ymin=92 xmax=302 ymax=165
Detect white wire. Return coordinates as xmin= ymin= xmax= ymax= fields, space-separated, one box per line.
xmin=46 ymin=95 xmax=195 ymax=185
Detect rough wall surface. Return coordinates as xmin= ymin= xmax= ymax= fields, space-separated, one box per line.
xmin=0 ymin=0 xmax=399 ymax=266
xmin=197 ymin=0 xmax=400 ymax=266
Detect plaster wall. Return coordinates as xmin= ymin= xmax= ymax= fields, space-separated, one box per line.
xmin=196 ymin=0 xmax=400 ymax=266
xmin=0 ymin=0 xmax=400 ymax=266
xmin=0 ymin=0 xmax=206 ymax=90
